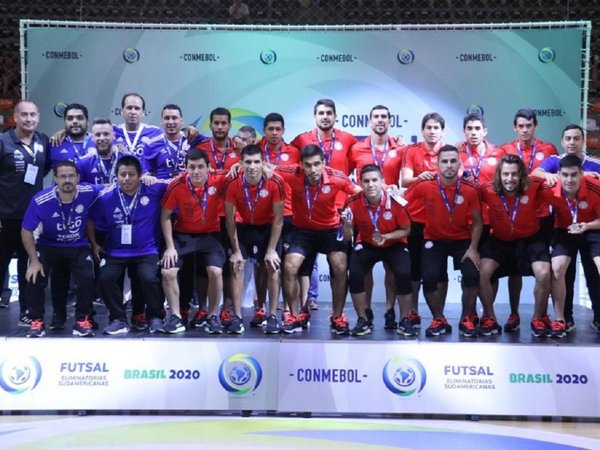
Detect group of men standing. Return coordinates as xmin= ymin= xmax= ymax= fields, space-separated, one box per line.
xmin=0 ymin=95 xmax=599 ymax=339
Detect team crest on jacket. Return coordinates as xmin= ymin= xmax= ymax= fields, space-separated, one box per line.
xmin=208 ymin=186 xmax=217 ymax=195
xmin=520 ymin=195 xmax=529 ymax=204
xmin=75 ymin=204 xmax=84 ymax=214
xmin=383 ymin=211 xmax=393 ymax=220
xmin=140 ymin=196 xmax=150 ymax=206
xmin=455 ymin=195 xmax=464 ymax=205
xmin=487 ymin=158 xmax=497 ymax=166
xmin=281 ymin=153 xmax=289 ymax=161
xmin=389 ymin=150 xmax=397 ymax=158
xmin=579 ymin=201 xmax=588 ymax=209
xmin=334 ymin=141 xmax=343 ymax=151
xmin=259 ymin=189 xmax=269 ymax=198
xmin=535 ymin=152 xmax=544 ymax=160
xmin=322 ymin=185 xmax=331 ymax=194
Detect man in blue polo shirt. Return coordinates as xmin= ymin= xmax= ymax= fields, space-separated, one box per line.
xmin=79 ymin=118 xmax=125 ymax=186
xmin=532 ymin=124 xmax=600 ymax=331
xmin=21 ymin=160 xmax=98 ymax=337
xmin=49 ymin=103 xmax=95 ymax=164
xmin=89 ymin=155 xmax=167 ymax=335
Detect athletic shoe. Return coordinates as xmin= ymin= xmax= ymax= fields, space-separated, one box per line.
xmin=550 ymin=320 xmax=567 ymax=339
xmin=72 ymin=316 xmax=95 ymax=337
xmin=308 ymin=298 xmax=319 ymax=310
xmin=189 ymin=309 xmax=208 ymax=328
xmin=365 ymin=307 xmax=374 ymax=328
xmin=442 ymin=316 xmax=453 ymax=333
xmin=425 ymin=317 xmax=450 ymax=337
xmin=26 ymin=319 xmax=45 ymax=338
xmin=264 ymin=314 xmax=280 ymax=334
xmin=163 ymin=315 xmax=186 ymax=334
xmin=226 ymin=315 xmax=245 ymax=334
xmin=220 ymin=309 xmax=232 ymax=328
xmin=18 ymin=312 xmax=32 ymax=327
xmin=131 ymin=313 xmax=147 ymax=331
xmin=281 ymin=311 xmax=301 ymax=334
xmin=459 ymin=316 xmax=478 ymax=337
xmin=330 ymin=314 xmax=350 ymax=335
xmin=48 ymin=314 xmax=66 ymax=330
xmin=398 ymin=317 xmax=417 ymax=337
xmin=565 ymin=317 xmax=576 ymax=333
xmin=204 ymin=315 xmax=222 ymax=334
xmin=465 ymin=313 xmax=480 ymax=326
xmin=503 ymin=313 xmax=520 ymax=332
xmin=249 ymin=308 xmax=267 ymax=327
xmin=103 ymin=319 xmax=129 ymax=335
xmin=591 ymin=319 xmax=600 ymax=333
xmin=479 ymin=316 xmax=502 ymax=336
xmin=297 ymin=311 xmax=311 ymax=328
xmin=180 ymin=309 xmax=189 ymax=324
xmin=383 ymin=308 xmax=397 ymax=329
xmin=407 ymin=311 xmax=421 ymax=329
xmin=350 ymin=317 xmax=371 ymax=336
xmin=541 ymin=314 xmax=552 ymax=331
xmin=531 ymin=318 xmax=548 ymax=337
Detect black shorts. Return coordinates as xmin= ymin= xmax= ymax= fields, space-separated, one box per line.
xmin=408 ymin=221 xmax=448 ymax=283
xmin=287 ymin=226 xmax=349 ymax=260
xmin=171 ymin=232 xmax=226 ymax=269
xmin=480 ymin=232 xmax=550 ymax=277
xmin=421 ymin=239 xmax=479 ymax=293
xmin=551 ymin=229 xmax=600 ymax=260
xmin=235 ymin=223 xmax=282 ymax=262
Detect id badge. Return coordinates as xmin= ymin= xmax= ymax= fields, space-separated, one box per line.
xmin=24 ymin=164 xmax=39 ymax=185
xmin=121 ymin=224 xmax=133 ymax=245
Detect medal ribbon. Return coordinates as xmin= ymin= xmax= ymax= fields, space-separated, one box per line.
xmin=305 ymin=177 xmax=322 ymax=219
xmin=117 ymin=186 xmax=141 ymax=224
xmin=242 ymin=177 xmax=264 ymax=224
xmin=316 ymin=130 xmax=336 ymax=165
xmin=500 ymin=194 xmax=521 ymax=232
xmin=517 ymin=141 xmax=537 ymax=174
xmin=210 ymin=138 xmax=230 ymax=169
xmin=437 ymin=176 xmax=462 ymax=222
xmin=187 ymin=176 xmax=209 ymax=223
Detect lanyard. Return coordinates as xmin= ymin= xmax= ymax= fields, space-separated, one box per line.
xmin=54 ymin=187 xmax=78 ymax=231
xmin=117 ymin=186 xmax=141 ymax=224
xmin=210 ymin=138 xmax=230 ymax=169
xmin=97 ymin=152 xmax=118 ymax=183
xmin=305 ymin=177 xmax=322 ymax=219
xmin=437 ymin=176 xmax=462 ymax=223
xmin=365 ymin=192 xmax=385 ymax=232
xmin=242 ymin=177 xmax=264 ymax=224
xmin=165 ymin=135 xmax=185 ymax=172
xmin=316 ymin=130 xmax=336 ymax=164
xmin=66 ymin=135 xmax=89 ymax=160
xmin=563 ymin=191 xmax=578 ymax=224
xmin=121 ymin=124 xmax=145 ymax=153
xmin=465 ymin=144 xmax=484 ymax=181
xmin=264 ymin=143 xmax=282 ymax=165
xmin=187 ymin=176 xmax=209 ymax=223
xmin=500 ymin=193 xmax=521 ymax=233
xmin=370 ymin=139 xmax=389 ymax=168
xmin=517 ymin=141 xmax=537 ymax=174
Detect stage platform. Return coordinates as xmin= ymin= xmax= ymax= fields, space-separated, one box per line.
xmin=1 ymin=301 xmax=599 ymax=417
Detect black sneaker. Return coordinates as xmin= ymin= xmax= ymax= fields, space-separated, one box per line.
xmin=189 ymin=309 xmax=209 ymax=328
xmin=26 ymin=319 xmax=45 ymax=338
xmin=425 ymin=317 xmax=450 ymax=337
xmin=350 ymin=317 xmax=371 ymax=336
xmin=281 ymin=311 xmax=301 ymax=334
xmin=459 ymin=316 xmax=478 ymax=337
xmin=308 ymin=298 xmax=319 ymax=310
xmin=148 ymin=317 xmax=163 ymax=334
xmin=48 ymin=315 xmax=66 ymax=330
xmin=163 ymin=315 xmax=186 ymax=334
xmin=0 ymin=288 xmax=11 ymax=308
xmin=204 ymin=315 xmax=222 ymax=334
xmin=226 ymin=315 xmax=245 ymax=334
xmin=72 ymin=316 xmax=95 ymax=337
xmin=131 ymin=313 xmax=147 ymax=331
xmin=365 ymin=307 xmax=374 ymax=328
xmin=398 ymin=317 xmax=417 ymax=337
xmin=264 ymin=314 xmax=280 ymax=334
xmin=18 ymin=312 xmax=32 ymax=327
xmin=550 ymin=320 xmax=566 ymax=339
xmin=249 ymin=308 xmax=267 ymax=327
xmin=103 ymin=319 xmax=130 ymax=335
xmin=330 ymin=314 xmax=350 ymax=335
xmin=503 ymin=313 xmax=520 ymax=332
xmin=384 ymin=308 xmax=397 ymax=329
xmin=565 ymin=317 xmax=576 ymax=333
xmin=407 ymin=311 xmax=422 ymax=329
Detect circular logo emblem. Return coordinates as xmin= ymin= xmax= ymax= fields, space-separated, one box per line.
xmin=208 ymin=186 xmax=217 ymax=196
xmin=579 ymin=201 xmax=588 ymax=209
xmin=259 ymin=189 xmax=269 ymax=198
xmin=538 ymin=47 xmax=556 ymax=63
xmin=122 ymin=47 xmax=140 ymax=63
xmin=397 ymin=49 xmax=415 ymax=65
xmin=382 ymin=357 xmax=427 ymax=397
xmin=388 ymin=150 xmax=397 ymax=158
xmin=535 ymin=152 xmax=544 ymax=161
xmin=0 ymin=356 xmax=42 ymax=394
xmin=455 ymin=195 xmax=464 ymax=205
xmin=218 ymin=353 xmax=263 ymax=395
xmin=334 ymin=141 xmax=343 ymax=151
xmin=488 ymin=158 xmax=497 ymax=166
xmin=466 ymin=104 xmax=485 ymax=116
xmin=259 ymin=49 xmax=277 ymax=65
xmin=519 ymin=195 xmax=528 ymax=204
xmin=229 ymin=153 xmax=237 ymax=158
xmin=424 ymin=241 xmax=433 ymax=249
xmin=75 ymin=204 xmax=84 ymax=214
xmin=281 ymin=153 xmax=289 ymax=161
xmin=383 ymin=211 xmax=393 ymax=220
xmin=139 ymin=196 xmax=149 ymax=206
xmin=322 ymin=185 xmax=331 ymax=194
xmin=53 ymin=102 xmax=68 ymax=118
